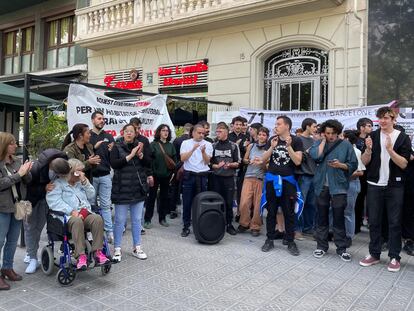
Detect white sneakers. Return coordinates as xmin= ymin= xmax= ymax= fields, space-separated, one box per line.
xmin=132 ymin=246 xmax=147 ymax=260
xmin=25 ymin=259 xmax=40 ymax=274
xmin=23 ymin=253 xmax=30 ymax=264
xmin=113 ymin=247 xmax=122 ymax=262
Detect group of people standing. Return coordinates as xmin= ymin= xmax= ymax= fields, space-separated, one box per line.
xmin=0 ymin=105 xmax=413 ymax=291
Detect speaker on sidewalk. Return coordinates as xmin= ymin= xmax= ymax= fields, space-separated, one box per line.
xmin=192 ymin=191 xmax=225 ymax=244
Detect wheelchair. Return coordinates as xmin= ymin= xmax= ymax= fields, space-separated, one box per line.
xmin=40 ymin=210 xmax=112 ymax=286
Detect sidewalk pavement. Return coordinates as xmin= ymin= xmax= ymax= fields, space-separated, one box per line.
xmin=1 ymin=215 xmax=413 ymax=311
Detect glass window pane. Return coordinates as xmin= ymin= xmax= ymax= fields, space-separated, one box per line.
xmin=279 ymin=83 xmax=290 ymax=111
xmin=47 ymin=49 xmax=57 ymax=69
xmin=48 ymin=21 xmax=58 ymax=47
xmin=291 ymin=83 xmax=299 ymax=110
xmin=5 ymin=32 xmax=14 ymax=55
xmin=69 ymin=46 xmax=75 ymax=66
xmin=60 ymin=17 xmax=70 ymax=44
xmin=22 ymin=54 xmax=31 ymax=72
xmin=58 ymin=47 xmax=68 ymax=67
xmin=300 ymin=82 xmax=312 ymax=111
xmin=13 ymin=56 xmax=19 ymax=73
xmin=4 ymin=57 xmax=12 ymax=74
xmin=23 ymin=27 xmax=33 ymax=52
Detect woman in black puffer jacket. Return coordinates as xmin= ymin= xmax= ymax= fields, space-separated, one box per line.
xmin=110 ymin=124 xmax=151 ymax=262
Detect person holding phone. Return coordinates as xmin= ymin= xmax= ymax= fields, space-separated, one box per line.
xmin=0 ymin=132 xmax=32 ymax=290
xmin=310 ymin=120 xmax=357 ymax=262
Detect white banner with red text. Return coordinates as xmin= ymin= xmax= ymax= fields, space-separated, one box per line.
xmin=67 ymin=84 xmax=175 ymax=141
xmin=240 ymin=104 xmax=414 ymax=147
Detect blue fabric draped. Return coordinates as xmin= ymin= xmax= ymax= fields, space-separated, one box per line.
xmin=260 ymin=172 xmax=304 ymax=218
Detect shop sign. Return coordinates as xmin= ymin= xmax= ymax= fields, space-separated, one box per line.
xmin=104 ymin=68 xmax=143 ymax=90
xmin=158 ymin=61 xmax=208 ymax=89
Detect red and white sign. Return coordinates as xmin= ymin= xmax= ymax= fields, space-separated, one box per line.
xmin=158 ymin=61 xmax=208 ymax=89
xmin=104 ymin=68 xmax=143 ymax=90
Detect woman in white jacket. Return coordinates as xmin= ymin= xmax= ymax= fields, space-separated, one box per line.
xmin=46 ymin=158 xmax=109 ymax=270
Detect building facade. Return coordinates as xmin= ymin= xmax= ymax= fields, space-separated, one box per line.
xmin=0 ymin=0 xmax=88 ymax=134
xmin=76 ymin=0 xmax=367 ymax=121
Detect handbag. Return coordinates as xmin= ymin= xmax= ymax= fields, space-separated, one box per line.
xmin=158 ymin=142 xmax=176 ymax=171
xmin=5 ymin=166 xmax=32 ymax=221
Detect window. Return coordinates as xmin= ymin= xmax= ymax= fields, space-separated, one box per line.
xmin=3 ymin=27 xmax=34 ymax=75
xmin=46 ymin=16 xmax=75 ymax=69
xmin=264 ymin=48 xmax=329 ymax=111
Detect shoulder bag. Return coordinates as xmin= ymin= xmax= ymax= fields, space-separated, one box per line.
xmin=158 ymin=142 xmax=176 ymax=171
xmin=5 ymin=166 xmax=32 ymax=221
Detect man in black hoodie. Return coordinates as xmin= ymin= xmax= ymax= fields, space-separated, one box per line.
xmin=359 ymin=107 xmax=411 ymax=272
xmin=24 ymin=149 xmax=67 ymax=274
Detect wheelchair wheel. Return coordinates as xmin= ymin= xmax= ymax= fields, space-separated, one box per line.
xmin=40 ymin=246 xmax=54 ymax=276
xmin=56 ymin=267 xmax=76 ymax=286
xmin=101 ymin=262 xmax=111 ymax=276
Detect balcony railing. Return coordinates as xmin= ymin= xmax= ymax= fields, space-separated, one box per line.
xmin=75 ymin=0 xmax=345 ymax=48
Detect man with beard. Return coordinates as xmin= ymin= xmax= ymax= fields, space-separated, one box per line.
xmin=90 ymin=111 xmax=115 ymax=243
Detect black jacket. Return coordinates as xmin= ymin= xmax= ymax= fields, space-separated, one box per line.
xmin=366 ymin=129 xmax=412 ymax=187
xmin=110 ymin=141 xmax=149 ymax=204
xmin=90 ymin=130 xmax=114 ymax=177
xmin=27 ymin=149 xmax=67 ymax=207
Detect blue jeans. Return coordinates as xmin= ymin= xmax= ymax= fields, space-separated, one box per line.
xmin=344 ymin=179 xmax=360 ymax=239
xmin=182 ymin=171 xmax=208 ymax=228
xmin=93 ymin=174 xmax=113 ymax=233
xmin=114 ymin=201 xmax=144 ymax=248
xmin=296 ymin=175 xmax=316 ymax=232
xmin=0 ymin=212 xmax=22 ymax=269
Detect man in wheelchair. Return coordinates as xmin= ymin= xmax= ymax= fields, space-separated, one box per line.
xmin=46 ymin=158 xmax=109 ymax=270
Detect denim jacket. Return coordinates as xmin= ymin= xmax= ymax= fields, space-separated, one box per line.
xmin=46 ymin=178 xmax=95 ymax=221
xmin=310 ymin=139 xmax=358 ymax=196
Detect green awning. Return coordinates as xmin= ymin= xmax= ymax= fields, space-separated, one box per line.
xmin=0 ymin=82 xmax=60 ymax=107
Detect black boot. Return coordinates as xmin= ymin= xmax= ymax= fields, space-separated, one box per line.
xmin=261 ymin=239 xmax=274 ymax=252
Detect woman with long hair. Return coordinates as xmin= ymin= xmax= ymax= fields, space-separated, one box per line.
xmin=110 ymin=124 xmax=151 ymax=262
xmin=144 ymin=124 xmax=177 ymax=228
xmin=0 ymin=132 xmax=32 ymax=290
xmin=62 ymin=123 xmax=100 ymax=181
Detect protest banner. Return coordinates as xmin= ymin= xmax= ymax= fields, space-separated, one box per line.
xmin=67 ymin=84 xmax=175 ymax=141
xmin=240 ymin=104 xmax=414 ymax=147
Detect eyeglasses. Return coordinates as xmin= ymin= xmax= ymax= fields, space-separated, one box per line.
xmin=124 ymin=130 xmax=135 ymax=134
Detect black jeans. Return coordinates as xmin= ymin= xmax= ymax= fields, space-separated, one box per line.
xmin=355 ymin=173 xmax=367 ymax=233
xmin=367 ymin=184 xmax=404 ymax=260
xmin=315 ymin=186 xmax=347 ymax=254
xmin=212 ymin=175 xmax=235 ymax=225
xmin=265 ymin=181 xmax=296 ymax=242
xmin=145 ymin=175 xmax=170 ymax=223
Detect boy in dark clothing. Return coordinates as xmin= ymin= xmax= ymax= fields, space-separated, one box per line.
xmin=211 ymin=123 xmax=241 ymax=235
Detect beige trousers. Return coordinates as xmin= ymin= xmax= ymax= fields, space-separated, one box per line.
xmin=239 ymin=177 xmax=263 ymax=231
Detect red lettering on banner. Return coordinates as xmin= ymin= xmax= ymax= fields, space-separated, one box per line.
xmin=104 ymin=75 xmax=143 ymax=90
xmin=139 ymin=129 xmax=154 ymax=137
xmin=105 ymin=129 xmax=117 ymax=137
xmin=135 ymin=101 xmax=151 ymax=107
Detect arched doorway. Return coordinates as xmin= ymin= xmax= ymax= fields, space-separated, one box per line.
xmin=264 ymin=47 xmax=329 ymax=111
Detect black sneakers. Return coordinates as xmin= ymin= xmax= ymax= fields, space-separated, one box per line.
xmin=226 ymin=225 xmax=237 ymax=235
xmin=261 ymin=239 xmax=274 ymax=252
xmin=403 ymin=240 xmax=414 ymax=256
xmin=288 ymin=242 xmax=300 ymax=256
xmin=237 ymin=225 xmax=248 ymax=233
xmin=181 ymin=227 xmax=190 ymax=237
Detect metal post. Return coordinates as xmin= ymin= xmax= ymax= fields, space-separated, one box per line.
xmin=20 ymin=74 xmax=31 ymax=247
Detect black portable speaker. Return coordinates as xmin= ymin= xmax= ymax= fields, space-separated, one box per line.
xmin=191 ymin=191 xmax=226 ymax=244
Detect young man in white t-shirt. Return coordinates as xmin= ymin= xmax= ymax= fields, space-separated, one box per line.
xmin=179 ymin=124 xmax=213 ymax=237
xmin=359 ymin=107 xmax=412 ymax=272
